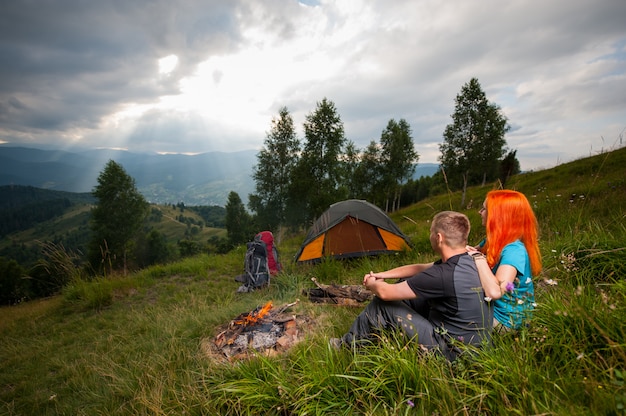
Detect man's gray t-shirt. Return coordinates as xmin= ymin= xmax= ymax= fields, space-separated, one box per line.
xmin=406 ymin=253 xmax=493 ymax=346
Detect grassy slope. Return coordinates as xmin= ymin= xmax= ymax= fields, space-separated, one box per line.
xmin=0 ymin=202 xmax=226 ymax=253
xmin=1 ymin=147 xmax=625 ymax=415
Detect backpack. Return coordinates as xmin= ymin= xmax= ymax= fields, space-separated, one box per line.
xmin=236 ymin=232 xmax=279 ymax=293
xmin=256 ymin=231 xmax=282 ymax=275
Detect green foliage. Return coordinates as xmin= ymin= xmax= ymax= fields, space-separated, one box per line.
xmin=0 ymin=197 xmax=72 ymax=237
xmin=177 ymin=239 xmax=204 ymax=258
xmin=499 ymin=149 xmax=521 ymax=186
xmin=89 ymin=160 xmax=150 ymax=273
xmin=288 ymin=98 xmax=349 ymax=225
xmin=134 ymin=229 xmax=173 ymax=267
xmin=247 ymin=103 xmax=422 ymax=231
xmin=225 ymin=191 xmax=254 ymax=247
xmin=186 ymin=205 xmax=226 ymax=228
xmin=0 ymin=256 xmax=27 ymax=305
xmin=348 ymin=140 xmax=385 ymax=205
xmin=1 ymin=146 xmax=625 ymax=414
xmin=250 ymin=106 xmax=300 ymax=230
xmin=439 ymin=77 xmax=510 ymax=206
xmin=379 ymin=118 xmax=419 ymax=212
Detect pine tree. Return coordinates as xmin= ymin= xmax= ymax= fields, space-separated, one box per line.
xmin=225 ymin=191 xmax=253 ymax=248
xmin=88 ymin=160 xmax=149 ymax=275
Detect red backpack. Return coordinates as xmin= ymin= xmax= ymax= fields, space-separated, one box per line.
xmin=256 ymin=231 xmax=282 ymax=275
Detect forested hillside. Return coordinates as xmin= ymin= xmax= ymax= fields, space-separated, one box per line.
xmin=0 ymin=186 xmax=94 ymax=236
xmin=1 ymin=146 xmax=624 ymax=414
xmin=0 ymin=185 xmax=227 ymax=304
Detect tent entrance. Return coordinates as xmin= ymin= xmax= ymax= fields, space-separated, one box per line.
xmin=324 ymin=217 xmax=386 ymax=258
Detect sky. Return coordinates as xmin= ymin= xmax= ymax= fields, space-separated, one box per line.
xmin=0 ymin=0 xmax=625 ymax=171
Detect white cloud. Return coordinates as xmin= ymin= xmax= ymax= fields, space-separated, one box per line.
xmin=0 ymin=0 xmax=624 ymax=170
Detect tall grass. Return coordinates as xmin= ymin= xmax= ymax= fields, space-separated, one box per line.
xmin=1 ymin=146 xmax=625 ymax=415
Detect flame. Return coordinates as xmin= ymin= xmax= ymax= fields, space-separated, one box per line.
xmin=234 ymin=301 xmax=273 ymax=327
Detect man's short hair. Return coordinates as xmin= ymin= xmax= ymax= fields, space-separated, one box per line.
xmin=432 ymin=211 xmax=470 ymax=248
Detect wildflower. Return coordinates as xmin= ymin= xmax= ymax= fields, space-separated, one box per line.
xmin=407 ymin=400 xmax=415 ymax=407
xmin=577 ymin=353 xmax=585 ymax=360
xmin=484 ymin=296 xmax=492 ymax=302
xmin=517 ymin=299 xmax=524 ymax=305
xmin=545 ymin=279 xmax=558 ymax=286
xmin=532 ymin=303 xmax=538 ymax=308
xmin=505 ymin=282 xmax=515 ymax=292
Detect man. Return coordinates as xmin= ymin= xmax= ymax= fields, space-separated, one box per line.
xmin=332 ymin=211 xmax=493 ymax=360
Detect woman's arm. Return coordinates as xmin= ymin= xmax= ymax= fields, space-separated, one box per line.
xmin=467 ymin=247 xmax=518 ymax=299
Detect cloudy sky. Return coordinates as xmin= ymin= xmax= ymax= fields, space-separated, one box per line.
xmin=1 ymin=0 xmax=624 ymax=171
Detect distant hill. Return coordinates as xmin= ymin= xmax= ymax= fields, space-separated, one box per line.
xmin=412 ymin=163 xmax=439 ymax=179
xmin=0 ymin=146 xmax=440 ymax=206
xmin=0 ymin=146 xmax=258 ymax=206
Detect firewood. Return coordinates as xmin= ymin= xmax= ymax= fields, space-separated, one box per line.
xmin=303 ymin=277 xmax=373 ymax=304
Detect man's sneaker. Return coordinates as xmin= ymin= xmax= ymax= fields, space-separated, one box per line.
xmin=329 ymin=337 xmax=342 ymax=350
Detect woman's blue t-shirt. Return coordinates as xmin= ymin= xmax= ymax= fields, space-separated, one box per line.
xmin=492 ymin=240 xmax=535 ymax=328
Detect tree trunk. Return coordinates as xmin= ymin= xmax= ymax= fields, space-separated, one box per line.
xmin=461 ymin=172 xmax=468 ymax=208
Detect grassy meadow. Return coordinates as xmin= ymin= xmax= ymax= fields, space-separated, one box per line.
xmin=1 ymin=146 xmax=625 ymax=415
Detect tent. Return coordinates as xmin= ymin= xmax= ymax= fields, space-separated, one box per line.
xmin=294 ymin=199 xmax=412 ymax=263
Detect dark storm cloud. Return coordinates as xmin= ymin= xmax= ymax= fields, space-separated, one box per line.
xmin=0 ymin=0 xmax=243 ymax=137
xmin=0 ymin=0 xmax=624 ymax=170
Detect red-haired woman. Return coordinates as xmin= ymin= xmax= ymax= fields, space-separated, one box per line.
xmin=467 ymin=190 xmax=542 ymax=331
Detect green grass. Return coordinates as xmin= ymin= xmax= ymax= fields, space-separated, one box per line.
xmin=1 ymin=146 xmax=625 ymax=415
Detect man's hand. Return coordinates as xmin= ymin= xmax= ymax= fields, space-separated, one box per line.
xmin=362 ymin=271 xmax=378 ymax=285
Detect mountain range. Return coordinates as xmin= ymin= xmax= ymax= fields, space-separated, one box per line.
xmin=0 ymin=146 xmax=439 ymax=206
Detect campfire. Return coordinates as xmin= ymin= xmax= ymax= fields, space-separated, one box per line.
xmin=212 ymin=300 xmax=309 ymax=360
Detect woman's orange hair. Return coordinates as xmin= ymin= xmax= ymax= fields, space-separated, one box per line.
xmin=482 ymin=190 xmax=542 ymax=276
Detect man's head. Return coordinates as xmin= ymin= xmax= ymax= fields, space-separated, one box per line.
xmin=430 ymin=211 xmax=470 ymax=251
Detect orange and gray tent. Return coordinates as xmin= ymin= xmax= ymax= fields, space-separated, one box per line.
xmin=295 ymin=199 xmax=412 ymax=263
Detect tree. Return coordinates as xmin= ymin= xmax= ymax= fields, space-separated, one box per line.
xmin=499 ymin=149 xmax=521 ymax=186
xmin=249 ymin=106 xmax=300 ymax=230
xmin=439 ymin=78 xmax=510 ymax=206
xmin=379 ymin=118 xmax=419 ymax=212
xmin=350 ymin=140 xmax=383 ymax=203
xmin=288 ymin=98 xmax=348 ymax=225
xmin=0 ymin=257 xmax=27 ymax=305
xmin=225 ymin=191 xmax=253 ymax=247
xmin=343 ymin=141 xmax=364 ymax=199
xmin=135 ymin=229 xmax=171 ymax=267
xmin=88 ymin=160 xmax=149 ymax=275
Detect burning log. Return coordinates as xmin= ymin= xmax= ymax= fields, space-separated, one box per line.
xmin=303 ymin=277 xmax=373 ymax=305
xmin=213 ymin=300 xmax=308 ymax=360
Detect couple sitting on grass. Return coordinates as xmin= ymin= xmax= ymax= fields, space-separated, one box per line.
xmin=331 ymin=190 xmax=542 ymax=360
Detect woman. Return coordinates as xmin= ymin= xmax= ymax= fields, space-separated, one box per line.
xmin=467 ymin=190 xmax=542 ymax=331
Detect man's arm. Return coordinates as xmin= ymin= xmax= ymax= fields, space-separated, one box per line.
xmin=363 ymin=276 xmax=416 ymax=301
xmin=364 ymin=262 xmax=434 ymax=284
